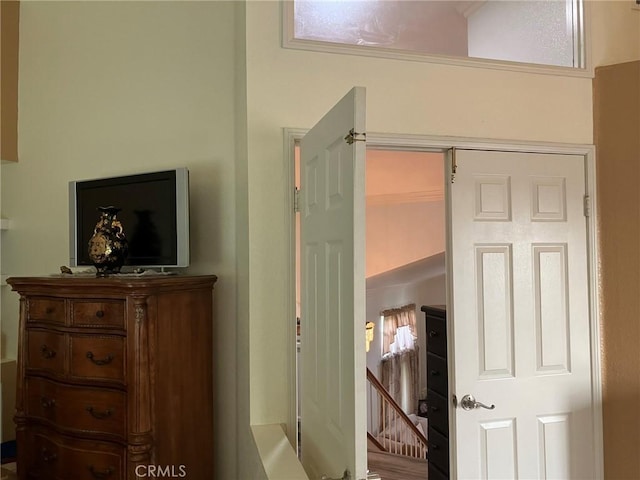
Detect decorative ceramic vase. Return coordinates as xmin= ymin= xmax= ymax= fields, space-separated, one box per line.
xmin=88 ymin=206 xmax=128 ymax=276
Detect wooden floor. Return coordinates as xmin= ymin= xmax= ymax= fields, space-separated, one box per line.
xmin=368 ymin=450 xmax=428 ymax=480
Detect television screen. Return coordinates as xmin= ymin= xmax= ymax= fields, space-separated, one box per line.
xmin=69 ymin=168 xmax=189 ymax=269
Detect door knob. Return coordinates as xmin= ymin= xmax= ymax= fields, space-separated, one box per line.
xmin=460 ymin=394 xmax=495 ymax=411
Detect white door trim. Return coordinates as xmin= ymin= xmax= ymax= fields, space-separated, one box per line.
xmin=284 ymin=128 xmax=603 ymax=479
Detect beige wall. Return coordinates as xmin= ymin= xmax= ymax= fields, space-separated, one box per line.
xmin=590 ymin=0 xmax=640 ymax=67
xmin=0 ymin=2 xmax=240 ymax=477
xmin=2 ymin=1 xmax=639 ymax=478
xmin=366 ymin=150 xmax=444 ymax=277
xmin=594 ymin=60 xmax=640 ymax=480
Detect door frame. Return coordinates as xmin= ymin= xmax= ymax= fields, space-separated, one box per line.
xmin=284 ymin=128 xmax=603 ymax=479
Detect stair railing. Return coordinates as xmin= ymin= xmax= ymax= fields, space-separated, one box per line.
xmin=366 ymin=367 xmax=428 ymax=459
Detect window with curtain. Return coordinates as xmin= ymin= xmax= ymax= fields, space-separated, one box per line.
xmin=382 ymin=304 xmax=417 ymax=355
xmin=380 ymin=304 xmax=419 ymax=414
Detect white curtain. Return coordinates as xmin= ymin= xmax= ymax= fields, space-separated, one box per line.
xmin=380 ymin=347 xmax=420 ymax=415
xmin=380 ymin=304 xmax=419 ymax=414
xmin=382 ymin=303 xmax=417 ymax=355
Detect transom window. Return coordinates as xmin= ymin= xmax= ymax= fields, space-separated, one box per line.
xmin=284 ymin=0 xmax=585 ymax=71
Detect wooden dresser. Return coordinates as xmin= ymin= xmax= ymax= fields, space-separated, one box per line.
xmin=421 ymin=305 xmax=449 ymax=480
xmin=7 ymin=275 xmax=217 ymax=480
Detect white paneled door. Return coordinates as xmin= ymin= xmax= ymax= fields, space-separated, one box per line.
xmin=450 ymin=149 xmax=595 ymax=479
xmin=299 ymin=87 xmax=367 ymax=480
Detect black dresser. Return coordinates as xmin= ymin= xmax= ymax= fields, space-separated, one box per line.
xmin=421 ymin=305 xmax=449 ymax=480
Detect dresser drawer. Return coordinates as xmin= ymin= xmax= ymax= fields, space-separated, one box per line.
xmin=26 ymin=427 xmax=124 ymax=480
xmin=27 ymin=330 xmax=66 ymax=376
xmin=71 ymin=300 xmax=125 ymax=329
xmin=426 ymin=314 xmax=447 ymax=357
xmin=427 ymin=353 xmax=448 ymax=396
xmin=429 ymin=463 xmax=449 ymax=480
xmin=426 ymin=390 xmax=449 ymax=435
xmin=27 ymin=298 xmax=66 ymax=326
xmin=24 ymin=430 xmax=60 ymax=480
xmin=70 ymin=335 xmax=125 ymax=383
xmin=27 ymin=377 xmax=126 ymax=438
xmin=428 ymin=425 xmax=449 ymax=474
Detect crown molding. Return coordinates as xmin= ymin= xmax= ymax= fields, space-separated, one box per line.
xmin=454 ymin=1 xmax=487 ymax=18
xmin=367 ymin=189 xmax=443 ymax=206
xmin=366 ymin=252 xmax=446 ymax=289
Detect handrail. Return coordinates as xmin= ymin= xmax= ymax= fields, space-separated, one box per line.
xmin=367 ymin=431 xmax=386 ymax=452
xmin=366 ymin=367 xmax=428 ymax=447
xmin=367 ymin=368 xmax=428 ymax=458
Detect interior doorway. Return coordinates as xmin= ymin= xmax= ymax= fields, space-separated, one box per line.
xmin=288 ymin=92 xmax=602 ymax=477
xmin=294 ymin=144 xmax=447 ymax=478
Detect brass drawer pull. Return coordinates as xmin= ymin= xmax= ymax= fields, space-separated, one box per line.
xmin=430 ymin=370 xmax=440 ymax=376
xmin=89 ymin=466 xmax=114 ymax=479
xmin=86 ymin=351 xmax=114 ymax=366
xmin=41 ymin=448 xmax=58 ymax=463
xmin=429 ymin=330 xmax=439 ymax=337
xmin=95 ymin=310 xmax=105 ymax=318
xmin=41 ymin=396 xmax=56 ymax=409
xmin=45 ymin=307 xmax=55 ymax=315
xmin=86 ymin=406 xmax=113 ymax=419
xmin=40 ymin=345 xmax=57 ymax=359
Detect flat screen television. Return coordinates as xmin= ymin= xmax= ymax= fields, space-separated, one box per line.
xmin=69 ymin=168 xmax=190 ymax=270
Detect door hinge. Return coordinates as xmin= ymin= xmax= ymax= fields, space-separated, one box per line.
xmin=583 ymin=194 xmax=591 ymax=217
xmin=450 ymin=147 xmax=458 ymax=184
xmin=344 ymin=128 xmax=366 ymax=145
xmin=294 ymin=187 xmax=301 ymax=213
